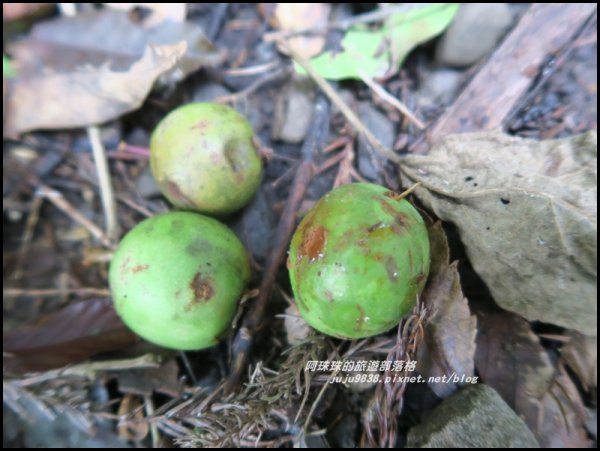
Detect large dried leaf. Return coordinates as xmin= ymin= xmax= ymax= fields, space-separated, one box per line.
xmin=476 ymin=310 xmax=591 ymax=447
xmin=417 ymin=222 xmax=477 ymax=397
xmin=561 ymin=331 xmax=597 ymax=393
xmin=9 ymin=9 xmax=222 ymax=77
xmin=401 ymin=131 xmax=597 ymax=335
xmin=5 ymin=42 xmax=186 ymax=136
xmin=3 ymin=298 xmax=137 ymax=372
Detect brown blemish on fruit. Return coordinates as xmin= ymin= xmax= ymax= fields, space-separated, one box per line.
xmin=286 ymin=256 xmax=292 ymax=270
xmin=379 ymin=199 xmax=410 ymax=235
xmin=385 ymin=257 xmax=399 ymax=282
xmin=384 ymin=190 xmax=398 ymax=199
xmin=131 ymin=264 xmax=149 ymax=273
xmin=367 ymin=221 xmax=384 ymax=232
xmin=175 ymin=289 xmax=182 ymax=299
xmin=185 ymin=273 xmax=214 ymax=311
xmin=354 ymin=304 xmax=366 ymax=332
xmin=192 ymin=120 xmax=209 ymax=131
xmin=223 ymin=139 xmax=242 ymax=173
xmin=165 ymin=181 xmax=195 ymax=208
xmin=299 ymin=225 xmax=328 ymax=262
xmin=408 ymin=249 xmax=414 ymax=272
xmin=324 ymin=289 xmax=335 ymax=302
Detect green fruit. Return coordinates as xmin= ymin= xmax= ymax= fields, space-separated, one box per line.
xmin=109 ymin=212 xmax=250 ymax=350
xmin=150 ymin=102 xmax=262 ymax=215
xmin=288 ymin=183 xmax=430 ymax=339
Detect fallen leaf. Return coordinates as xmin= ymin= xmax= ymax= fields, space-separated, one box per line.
xmin=297 ymin=3 xmax=459 ymax=80
xmin=561 ymin=331 xmax=597 ymax=394
xmin=104 ymin=3 xmax=186 ymax=27
xmin=475 ymin=310 xmax=591 ymax=447
xmin=401 ymin=130 xmax=597 ymax=335
xmin=3 ymin=298 xmax=138 ymax=372
xmin=115 ymin=358 xmax=181 ymax=397
xmin=9 ymin=9 xmax=223 ymax=76
xmin=417 ymin=221 xmax=477 ymax=397
xmin=270 ymin=3 xmax=330 ymax=59
xmin=5 ymin=42 xmax=186 ymax=136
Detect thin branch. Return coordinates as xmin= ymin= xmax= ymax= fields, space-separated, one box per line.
xmin=282 ymin=41 xmax=400 ymax=163
xmin=359 ymin=71 xmax=425 ymax=130
xmin=4 ymin=287 xmax=111 ymax=298
xmin=36 ymin=184 xmax=113 ymax=248
xmin=225 ymin=95 xmax=331 ymax=394
xmin=88 ymin=125 xmax=120 ymax=241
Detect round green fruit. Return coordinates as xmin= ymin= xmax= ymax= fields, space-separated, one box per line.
xmin=288 ymin=183 xmax=430 ymax=339
xmin=150 ymin=102 xmax=262 ymax=215
xmin=109 ymin=212 xmax=250 ymax=350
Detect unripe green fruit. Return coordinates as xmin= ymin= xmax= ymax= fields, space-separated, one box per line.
xmin=109 ymin=212 xmax=250 ymax=350
xmin=288 ymin=183 xmax=430 ymax=339
xmin=150 ymin=102 xmax=262 ymax=215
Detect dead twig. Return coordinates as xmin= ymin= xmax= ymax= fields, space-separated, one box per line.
xmin=282 ymin=41 xmax=400 ymax=163
xmin=87 ymin=125 xmax=120 ymax=241
xmin=4 ymin=287 xmax=111 ymax=298
xmin=362 ymin=297 xmax=427 ymax=447
xmin=36 ymin=184 xmax=114 ymax=248
xmin=216 ymin=66 xmax=289 ymax=104
xmin=225 ymin=94 xmax=331 ymax=394
xmin=359 ymin=71 xmax=425 ymax=130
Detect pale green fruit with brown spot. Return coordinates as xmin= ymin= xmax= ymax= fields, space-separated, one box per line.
xmin=288 ymin=183 xmax=430 ymax=339
xmin=109 ymin=212 xmax=250 ymax=350
xmin=150 ymin=102 xmax=262 ymax=215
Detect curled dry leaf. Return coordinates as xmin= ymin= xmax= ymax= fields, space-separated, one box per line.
xmin=8 ymin=9 xmax=223 ymax=78
xmin=5 ymin=42 xmax=186 ymax=136
xmin=3 ymin=298 xmax=137 ymax=373
xmin=401 ymin=131 xmax=597 ymax=335
xmin=417 ymin=221 xmax=477 ymax=397
xmin=476 ymin=310 xmax=591 ymax=447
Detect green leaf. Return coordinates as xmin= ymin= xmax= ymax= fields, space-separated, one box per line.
xmin=386 ymin=3 xmax=460 ymax=68
xmin=3 ymin=55 xmax=15 ymax=78
xmin=295 ymin=3 xmax=459 ymax=80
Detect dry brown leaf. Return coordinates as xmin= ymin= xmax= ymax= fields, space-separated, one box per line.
xmin=269 ymin=3 xmax=330 ymax=59
xmin=476 ymin=310 xmax=591 ymax=447
xmin=3 ymin=298 xmax=138 ymax=372
xmin=5 ymin=42 xmax=186 ymax=136
xmin=561 ymin=331 xmax=597 ymax=394
xmin=401 ymin=131 xmax=597 ymax=335
xmin=9 ymin=9 xmax=223 ymax=76
xmin=417 ymin=221 xmax=477 ymax=397
xmin=115 ymin=358 xmax=182 ymax=397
